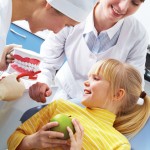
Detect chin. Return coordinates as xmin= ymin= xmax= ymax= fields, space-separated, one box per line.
xmin=81 ymin=101 xmax=86 ymax=107
xmin=31 ymin=28 xmax=39 ymax=33
xmin=81 ymin=98 xmax=89 ymax=107
xmin=28 ymin=26 xmax=35 ymax=33
xmin=29 ymin=24 xmax=39 ymax=33
xmin=82 ymin=95 xmax=87 ymax=101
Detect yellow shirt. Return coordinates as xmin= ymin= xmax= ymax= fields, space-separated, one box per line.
xmin=8 ymin=99 xmax=130 ymax=150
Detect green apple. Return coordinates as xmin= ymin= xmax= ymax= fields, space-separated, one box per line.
xmin=50 ymin=114 xmax=75 ymax=140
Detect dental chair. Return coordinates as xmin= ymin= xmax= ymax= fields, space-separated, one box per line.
xmin=20 ymin=104 xmax=47 ymax=123
xmin=129 ymin=118 xmax=150 ymax=150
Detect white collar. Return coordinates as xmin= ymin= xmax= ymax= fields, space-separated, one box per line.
xmin=83 ymin=10 xmax=124 ymax=40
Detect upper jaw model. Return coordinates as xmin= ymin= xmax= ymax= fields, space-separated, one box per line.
xmin=8 ymin=48 xmax=42 ymax=79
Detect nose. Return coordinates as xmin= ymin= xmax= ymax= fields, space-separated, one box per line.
xmin=84 ymin=80 xmax=90 ymax=87
xmin=118 ymin=0 xmax=130 ymax=13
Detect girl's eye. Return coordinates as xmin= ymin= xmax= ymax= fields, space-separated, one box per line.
xmin=131 ymin=0 xmax=141 ymax=6
xmin=93 ymin=75 xmax=101 ymax=81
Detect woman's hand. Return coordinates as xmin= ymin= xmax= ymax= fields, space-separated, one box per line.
xmin=29 ymin=82 xmax=52 ymax=103
xmin=0 ymin=73 xmax=25 ymax=101
xmin=0 ymin=44 xmax=21 ymax=71
xmin=16 ymin=122 xmax=68 ymax=150
xmin=67 ymin=119 xmax=84 ymax=150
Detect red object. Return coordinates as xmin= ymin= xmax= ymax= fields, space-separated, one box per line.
xmin=11 ymin=54 xmax=40 ymax=73
xmin=17 ymin=71 xmax=41 ymax=80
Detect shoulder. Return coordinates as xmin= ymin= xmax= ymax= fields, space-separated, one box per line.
xmin=111 ymin=127 xmax=131 ymax=146
xmin=123 ymin=16 xmax=147 ymax=34
xmin=122 ymin=16 xmax=149 ymax=41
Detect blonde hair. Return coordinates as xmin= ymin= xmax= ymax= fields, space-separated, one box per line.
xmin=89 ymin=59 xmax=150 ymax=138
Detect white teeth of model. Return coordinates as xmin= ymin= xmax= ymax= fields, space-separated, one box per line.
xmin=29 ymin=63 xmax=32 ymax=68
xmin=18 ymin=63 xmax=22 ymax=68
xmin=35 ymin=67 xmax=39 ymax=72
xmin=22 ymin=62 xmax=26 ymax=66
xmin=33 ymin=64 xmax=37 ymax=69
xmin=33 ymin=68 xmax=37 ymax=72
xmin=25 ymin=62 xmax=28 ymax=67
xmin=23 ymin=66 xmax=27 ymax=71
xmin=13 ymin=59 xmax=40 ymax=72
xmin=18 ymin=60 xmax=21 ymax=64
xmin=31 ymin=64 xmax=35 ymax=69
xmin=27 ymin=67 xmax=31 ymax=71
xmin=113 ymin=7 xmax=121 ymax=15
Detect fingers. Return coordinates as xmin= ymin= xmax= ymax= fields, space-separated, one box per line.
xmin=73 ymin=119 xmax=84 ymax=139
xmin=48 ymin=143 xmax=67 ymax=148
xmin=5 ymin=44 xmax=22 ymax=64
xmin=42 ymin=122 xmax=59 ymax=131
xmin=29 ymin=130 xmax=67 ymax=149
xmin=67 ymin=126 xmax=75 ymax=143
xmin=0 ymin=44 xmax=19 ymax=70
xmin=67 ymin=119 xmax=83 ymax=149
xmin=29 ymin=82 xmax=52 ymax=103
xmin=42 ymin=139 xmax=67 ymax=148
xmin=45 ymin=90 xmax=51 ymax=97
xmin=67 ymin=119 xmax=84 ymax=141
xmin=6 ymin=53 xmax=14 ymax=64
xmin=41 ymin=123 xmax=65 ymax=139
xmin=61 ymin=145 xmax=70 ymax=150
xmin=4 ymin=44 xmax=21 ymax=58
xmin=6 ymin=44 xmax=22 ymax=51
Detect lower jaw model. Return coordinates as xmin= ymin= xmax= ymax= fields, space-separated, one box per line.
xmin=8 ymin=48 xmax=42 ymax=80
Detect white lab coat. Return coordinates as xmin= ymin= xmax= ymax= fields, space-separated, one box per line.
xmin=0 ymin=0 xmax=12 ymax=54
xmin=39 ymin=15 xmax=149 ymax=99
xmin=0 ymin=0 xmax=12 ymax=129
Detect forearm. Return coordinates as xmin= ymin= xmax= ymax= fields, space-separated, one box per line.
xmin=16 ymin=135 xmax=34 ymax=150
xmin=7 ymin=131 xmax=27 ymax=150
xmin=38 ymin=28 xmax=70 ymax=86
xmin=37 ymin=68 xmax=55 ymax=88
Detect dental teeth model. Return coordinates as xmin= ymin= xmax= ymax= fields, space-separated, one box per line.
xmin=7 ymin=48 xmax=42 ymax=79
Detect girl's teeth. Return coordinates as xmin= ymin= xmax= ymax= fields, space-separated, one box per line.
xmin=84 ymin=90 xmax=91 ymax=94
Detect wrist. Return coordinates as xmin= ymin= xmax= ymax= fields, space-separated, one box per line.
xmin=16 ymin=135 xmax=34 ymax=150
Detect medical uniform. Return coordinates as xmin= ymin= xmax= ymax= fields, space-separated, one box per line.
xmin=38 ymin=12 xmax=149 ymax=99
xmin=0 ymin=0 xmax=12 ymax=54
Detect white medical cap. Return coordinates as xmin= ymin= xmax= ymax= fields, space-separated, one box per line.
xmin=46 ymin=0 xmax=98 ymax=22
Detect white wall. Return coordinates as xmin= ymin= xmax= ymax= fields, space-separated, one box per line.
xmin=134 ymin=0 xmax=150 ymax=43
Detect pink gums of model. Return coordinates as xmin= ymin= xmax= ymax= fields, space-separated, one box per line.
xmin=8 ymin=48 xmax=42 ymax=79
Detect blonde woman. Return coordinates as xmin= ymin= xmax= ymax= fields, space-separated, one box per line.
xmin=8 ymin=59 xmax=150 ymax=149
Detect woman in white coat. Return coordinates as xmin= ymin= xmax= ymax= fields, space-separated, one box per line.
xmin=29 ymin=0 xmax=149 ymax=103
xmin=0 ymin=0 xmax=96 ymax=71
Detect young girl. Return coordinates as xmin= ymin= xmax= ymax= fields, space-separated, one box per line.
xmin=8 ymin=59 xmax=150 ymax=150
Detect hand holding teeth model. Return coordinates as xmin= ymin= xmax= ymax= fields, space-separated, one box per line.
xmin=0 ymin=48 xmax=42 ymax=101
xmin=0 ymin=73 xmax=25 ymax=101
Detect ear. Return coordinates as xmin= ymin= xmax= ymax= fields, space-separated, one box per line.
xmin=113 ymin=89 xmax=125 ymax=101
